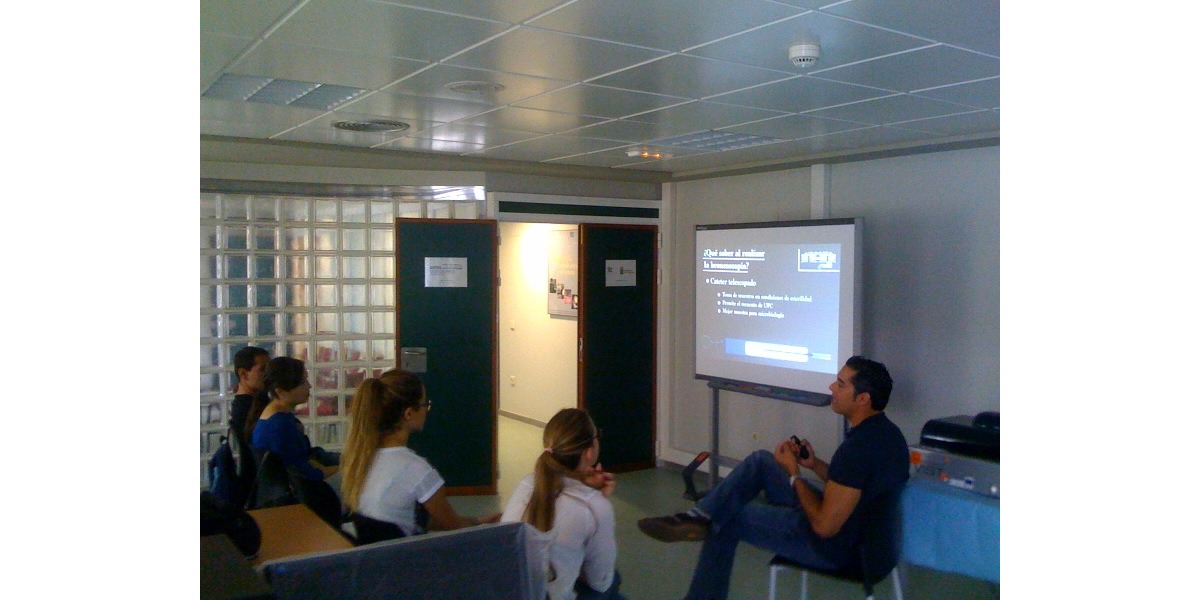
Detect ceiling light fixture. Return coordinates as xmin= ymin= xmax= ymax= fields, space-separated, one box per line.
xmin=202 ymin=74 xmax=365 ymax=110
xmin=626 ymin=148 xmax=671 ymax=159
xmin=332 ymin=120 xmax=410 ymax=133
xmin=444 ymin=81 xmax=506 ymax=94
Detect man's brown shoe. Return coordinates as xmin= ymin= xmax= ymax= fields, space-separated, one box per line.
xmin=637 ymin=513 xmax=710 ymax=542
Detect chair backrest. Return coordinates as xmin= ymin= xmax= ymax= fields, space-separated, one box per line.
xmin=250 ymin=451 xmax=299 ymax=510
xmin=349 ymin=512 xmax=405 ymax=546
xmin=287 ymin=470 xmax=344 ymax=528
xmin=855 ymin=485 xmax=904 ymax=584
xmin=228 ymin=425 xmax=258 ymax=505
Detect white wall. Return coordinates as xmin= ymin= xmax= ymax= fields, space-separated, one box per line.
xmin=498 ymin=222 xmax=579 ymax=425
xmin=832 ymin=146 xmax=1000 ymax=440
xmin=660 ymin=146 xmax=999 ymax=469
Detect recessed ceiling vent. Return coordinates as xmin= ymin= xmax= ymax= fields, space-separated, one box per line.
xmin=332 ymin=120 xmax=410 ymax=132
xmin=444 ymin=80 xmax=506 ymax=94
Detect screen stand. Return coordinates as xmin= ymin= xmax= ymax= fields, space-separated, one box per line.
xmin=704 ymin=380 xmax=834 ymax=489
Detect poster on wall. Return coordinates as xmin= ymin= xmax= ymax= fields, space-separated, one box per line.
xmin=547 ymin=228 xmax=578 ymax=316
xmin=425 ymin=257 xmax=468 ymax=287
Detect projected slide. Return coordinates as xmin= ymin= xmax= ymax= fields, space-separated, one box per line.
xmin=694 ymin=219 xmax=859 ymax=395
xmin=699 ymin=243 xmax=841 ymax=373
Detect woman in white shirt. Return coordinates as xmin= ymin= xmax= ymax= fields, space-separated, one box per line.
xmin=341 ymin=369 xmax=499 ymax=537
xmin=502 ymin=408 xmax=625 ymax=600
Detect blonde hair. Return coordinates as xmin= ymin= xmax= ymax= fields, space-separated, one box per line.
xmin=340 ymin=369 xmax=425 ymax=511
xmin=524 ymin=408 xmax=597 ymax=532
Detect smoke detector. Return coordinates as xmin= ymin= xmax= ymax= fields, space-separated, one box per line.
xmin=789 ymin=42 xmax=821 ymax=68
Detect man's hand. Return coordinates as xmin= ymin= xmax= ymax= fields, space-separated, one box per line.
xmin=773 ymin=441 xmax=799 ymax=476
xmin=584 ymin=462 xmax=617 ymax=497
xmin=792 ymin=437 xmax=817 ymax=470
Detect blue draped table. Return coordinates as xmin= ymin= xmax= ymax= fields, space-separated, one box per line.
xmin=901 ymin=477 xmax=1000 ymax=583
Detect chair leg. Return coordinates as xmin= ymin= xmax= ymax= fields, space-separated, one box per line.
xmin=767 ymin=565 xmax=778 ymax=600
xmin=799 ymin=570 xmax=808 ymax=600
xmin=890 ymin=567 xmax=904 ymax=600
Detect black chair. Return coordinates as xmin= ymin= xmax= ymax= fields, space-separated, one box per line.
xmin=766 ymin=486 xmax=905 ymax=600
xmin=227 ymin=425 xmax=258 ymax=508
xmin=349 ymin=512 xmax=405 ymax=546
xmin=248 ymin=451 xmax=296 ymax=510
xmin=289 ymin=469 xmax=344 ymax=528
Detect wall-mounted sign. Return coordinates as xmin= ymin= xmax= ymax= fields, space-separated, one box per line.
xmin=605 ymin=259 xmax=636 ymax=287
xmin=425 ymin=257 xmax=468 ymax=287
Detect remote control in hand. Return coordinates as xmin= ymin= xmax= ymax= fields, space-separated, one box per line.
xmin=790 ymin=435 xmax=810 ymax=459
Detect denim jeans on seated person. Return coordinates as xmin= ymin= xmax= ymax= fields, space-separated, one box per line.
xmin=685 ymin=450 xmax=847 ymax=600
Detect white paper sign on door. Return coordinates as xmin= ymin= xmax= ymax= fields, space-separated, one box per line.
xmin=605 ymin=260 xmax=636 ymax=287
xmin=425 ymin=257 xmax=468 ymax=287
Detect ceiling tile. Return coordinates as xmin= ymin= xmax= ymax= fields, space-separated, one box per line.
xmin=339 ymin=91 xmax=496 ymax=124
xmin=718 ymin=113 xmax=865 ymax=140
xmin=814 ymin=45 xmax=998 ymax=94
xmin=374 ymin=0 xmax=567 ymax=24
xmin=893 ymin=109 xmax=1000 ymax=136
xmin=912 ymin=77 xmax=999 ymax=110
xmin=201 ymin=97 xmax=328 ymax=132
xmin=686 ymin=10 xmax=929 ymax=73
xmin=513 ymin=84 xmax=690 ymax=119
xmin=201 ymin=0 xmax=298 ymax=38
xmin=454 ymin=106 xmax=606 ymax=134
xmin=770 ymin=125 xmax=943 ymax=157
xmin=804 ymin=94 xmax=973 ymax=126
xmin=821 ymin=0 xmax=999 ymax=56
xmin=567 ymin=120 xmax=667 ymax=143
xmin=592 ymin=54 xmax=793 ymax=99
xmin=231 ymin=41 xmax=429 ymax=91
xmin=466 ymin=134 xmax=627 ymax=162
xmin=527 ymin=0 xmax=804 ymax=52
xmin=406 ymin=123 xmax=544 ymax=148
xmin=446 ymin=26 xmax=669 ymax=81
xmin=709 ymin=75 xmax=888 ymax=113
xmin=632 ymin=101 xmax=789 ymax=141
xmin=268 ymin=0 xmax=511 ymax=62
xmin=376 ymin=136 xmax=486 ymax=155
xmin=202 ymin=33 xmax=255 ymax=91
xmin=381 ymin=64 xmax=572 ymax=106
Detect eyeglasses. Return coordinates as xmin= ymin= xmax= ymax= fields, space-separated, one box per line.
xmin=419 ymin=400 xmax=432 ymax=411
xmin=593 ymin=428 xmax=603 ymax=442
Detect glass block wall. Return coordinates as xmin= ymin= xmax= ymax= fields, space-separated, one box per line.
xmin=200 ymin=186 xmax=485 ymax=486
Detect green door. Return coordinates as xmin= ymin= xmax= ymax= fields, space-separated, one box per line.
xmin=578 ymin=223 xmax=657 ymax=472
xmin=395 ymin=218 xmax=497 ymax=495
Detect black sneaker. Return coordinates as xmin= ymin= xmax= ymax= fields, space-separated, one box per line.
xmin=637 ymin=513 xmax=710 ymax=542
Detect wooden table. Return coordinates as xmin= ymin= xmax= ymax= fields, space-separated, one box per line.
xmin=247 ymin=504 xmax=353 ymax=566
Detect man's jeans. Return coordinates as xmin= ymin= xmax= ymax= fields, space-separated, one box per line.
xmin=685 ymin=450 xmax=844 ymax=600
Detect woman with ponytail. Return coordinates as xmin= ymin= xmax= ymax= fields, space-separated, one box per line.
xmin=501 ymin=408 xmax=624 ymax=600
xmin=341 ymin=369 xmax=500 ymax=536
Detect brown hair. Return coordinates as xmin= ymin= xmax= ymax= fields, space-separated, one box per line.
xmin=340 ymin=369 xmax=426 ymax=511
xmin=524 ymin=408 xmax=597 ymax=532
xmin=244 ymin=356 xmax=306 ymax=441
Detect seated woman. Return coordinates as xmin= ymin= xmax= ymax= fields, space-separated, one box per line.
xmin=341 ymin=369 xmax=500 ymax=536
xmin=502 ymin=408 xmax=624 ymax=600
xmin=248 ymin=357 xmax=338 ymax=481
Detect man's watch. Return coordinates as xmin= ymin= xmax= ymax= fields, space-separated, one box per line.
xmin=788 ymin=474 xmax=799 ymax=487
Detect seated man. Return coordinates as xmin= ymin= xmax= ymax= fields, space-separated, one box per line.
xmin=638 ymin=356 xmax=909 ymax=600
xmin=229 ymin=346 xmax=270 ymax=438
